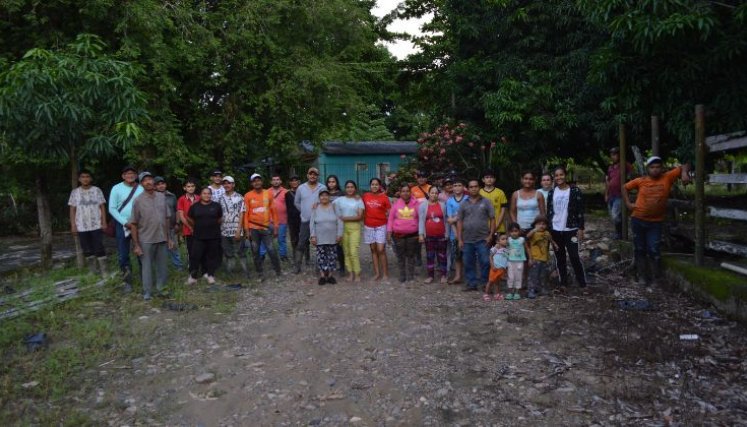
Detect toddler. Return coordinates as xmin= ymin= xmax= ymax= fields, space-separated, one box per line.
xmin=526 ymin=215 xmax=557 ymax=298
xmin=484 ymin=233 xmax=508 ymax=301
xmin=506 ymin=223 xmax=527 ymax=300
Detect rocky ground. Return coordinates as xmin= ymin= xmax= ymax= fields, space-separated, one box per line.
xmin=7 ymin=218 xmax=747 ymax=426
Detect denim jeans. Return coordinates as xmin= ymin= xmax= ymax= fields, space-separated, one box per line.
xmin=115 ymin=222 xmax=133 ymax=278
xmin=167 ymin=229 xmax=183 ymax=270
xmin=607 ymin=197 xmax=622 ymax=225
xmin=631 ymin=217 xmax=663 ymax=260
xmin=462 ymin=241 xmax=489 ymax=289
xmin=259 ymin=224 xmax=288 ymax=258
xmin=250 ymin=229 xmax=281 ymax=275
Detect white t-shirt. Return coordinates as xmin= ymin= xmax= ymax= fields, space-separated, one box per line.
xmin=333 ymin=196 xmax=364 ymax=218
xmin=68 ymin=186 xmax=106 ymax=232
xmin=551 ymin=187 xmax=574 ymax=232
xmin=220 ymin=192 xmax=246 ymax=237
xmin=210 ymin=185 xmax=226 ymax=203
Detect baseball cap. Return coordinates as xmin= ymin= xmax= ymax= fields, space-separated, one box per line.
xmin=250 ymin=173 xmax=262 ymax=181
xmin=416 ymin=170 xmax=428 ymax=177
xmin=646 ymin=156 xmax=663 ymax=166
xmin=609 ymin=147 xmax=620 ymax=154
xmin=210 ymin=169 xmax=222 ymax=176
xmin=153 ymin=176 xmax=165 ymax=184
xmin=138 ymin=171 xmax=153 ymax=182
xmin=443 ymin=177 xmax=454 ymax=184
xmin=307 ymin=167 xmax=320 ymax=175
xmin=222 ymin=176 xmax=235 ymax=183
xmin=121 ymin=165 xmax=137 ymax=174
xmin=289 ymin=174 xmax=301 ymax=181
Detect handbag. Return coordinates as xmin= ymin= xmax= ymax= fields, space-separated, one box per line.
xmin=104 ymin=184 xmax=138 ymax=238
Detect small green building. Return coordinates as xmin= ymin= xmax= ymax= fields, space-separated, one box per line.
xmin=307 ymin=141 xmax=417 ymax=190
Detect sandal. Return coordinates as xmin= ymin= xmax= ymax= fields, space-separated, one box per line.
xmin=424 ymin=277 xmax=434 ymax=284
xmin=493 ymin=293 xmax=504 ymax=301
xmin=482 ymin=294 xmax=492 ymax=302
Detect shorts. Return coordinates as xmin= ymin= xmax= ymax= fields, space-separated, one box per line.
xmin=488 ymin=267 xmax=505 ymax=284
xmin=363 ymin=225 xmax=387 ymax=245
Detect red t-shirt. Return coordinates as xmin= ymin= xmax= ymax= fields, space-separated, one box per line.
xmin=362 ymin=192 xmax=391 ymax=227
xmin=425 ymin=203 xmax=446 ymax=237
xmin=176 ymin=194 xmax=197 ymax=236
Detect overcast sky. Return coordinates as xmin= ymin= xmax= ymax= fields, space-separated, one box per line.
xmin=373 ymin=0 xmax=430 ymax=59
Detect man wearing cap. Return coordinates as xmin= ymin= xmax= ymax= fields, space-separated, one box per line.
xmin=286 ymin=174 xmax=303 ymax=261
xmin=220 ymin=175 xmax=249 ymax=277
xmin=155 ymin=176 xmax=183 ymax=270
xmin=109 ymin=165 xmax=144 ymax=292
xmin=606 ymin=147 xmax=633 ymax=240
xmin=209 ymin=169 xmax=226 ymax=202
xmin=243 ymin=173 xmax=282 ymax=280
xmin=130 ymin=172 xmax=173 ymax=300
xmin=623 ymin=156 xmax=690 ymax=285
xmin=293 ymin=167 xmax=327 ymax=274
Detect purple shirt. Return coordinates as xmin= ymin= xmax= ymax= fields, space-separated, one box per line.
xmin=607 ymin=163 xmax=633 ymax=198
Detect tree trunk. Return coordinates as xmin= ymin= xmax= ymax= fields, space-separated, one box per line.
xmin=36 ymin=175 xmax=54 ymax=270
xmin=70 ymin=156 xmax=84 ymax=268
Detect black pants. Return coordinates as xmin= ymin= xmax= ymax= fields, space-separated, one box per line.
xmin=393 ymin=234 xmax=418 ymax=281
xmin=189 ymin=238 xmax=221 ymax=278
xmin=185 ymin=235 xmax=194 ymax=270
xmin=551 ymin=230 xmax=586 ymax=287
xmin=288 ymin=219 xmax=300 ymax=253
xmin=79 ymin=229 xmax=106 ymax=257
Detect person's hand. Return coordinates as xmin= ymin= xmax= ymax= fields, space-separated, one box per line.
xmin=528 ymin=258 xmax=534 ymax=266
xmin=310 ymin=237 xmax=317 ymax=246
xmin=71 ymin=225 xmax=78 ymax=236
xmin=577 ymin=229 xmax=584 ymax=241
xmin=458 ymin=239 xmax=464 ymax=250
xmin=418 ymin=235 xmax=425 ymax=243
xmin=133 ymin=245 xmax=143 ymax=256
xmin=233 ymin=234 xmax=241 ymax=241
xmin=552 ymin=242 xmax=559 ymax=251
xmin=124 ymin=223 xmax=132 ymax=230
xmin=167 ymin=239 xmax=175 ymax=250
xmin=273 ymin=229 xmax=278 ymax=238
xmin=387 ymin=233 xmax=393 ymax=244
xmin=681 ymin=170 xmax=691 ymax=186
xmin=485 ymin=235 xmax=491 ymax=246
xmin=625 ymin=201 xmax=634 ymax=211
xmin=604 ymin=193 xmax=609 ymax=203
xmin=336 ymin=236 xmax=342 ymax=243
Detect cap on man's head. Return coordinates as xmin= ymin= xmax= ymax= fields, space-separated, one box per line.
xmin=222 ymin=176 xmax=235 ymax=183
xmin=138 ymin=171 xmax=153 ymax=182
xmin=154 ymin=176 xmax=165 ymax=184
xmin=609 ymin=147 xmax=620 ymax=154
xmin=289 ymin=174 xmax=301 ymax=181
xmin=210 ymin=169 xmax=223 ymax=176
xmin=307 ymin=167 xmax=320 ymax=175
xmin=646 ymin=156 xmax=663 ymax=167
xmin=443 ymin=176 xmax=454 ymax=184
xmin=250 ymin=173 xmax=262 ymax=181
xmin=122 ymin=165 xmax=137 ymax=174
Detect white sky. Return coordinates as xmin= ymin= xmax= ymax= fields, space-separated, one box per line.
xmin=373 ymin=0 xmax=430 ymax=59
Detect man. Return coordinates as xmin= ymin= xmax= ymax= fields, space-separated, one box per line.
xmin=623 ymin=156 xmax=690 ymax=285
xmin=208 ymin=169 xmax=226 ymax=202
xmin=260 ymin=173 xmax=289 ymax=261
xmin=606 ymin=147 xmax=633 ymax=239
xmin=439 ymin=177 xmax=453 ymax=203
xmin=176 ymin=178 xmax=198 ymax=271
xmin=457 ymin=179 xmax=495 ymax=291
xmin=220 ymin=176 xmax=249 ymax=277
xmin=69 ymin=169 xmax=108 ymax=277
xmin=445 ymin=178 xmax=467 ymax=284
xmin=479 ymin=169 xmax=508 ymax=233
xmin=286 ymin=174 xmax=303 ymax=261
xmin=155 ymin=176 xmax=183 ymax=270
xmin=130 ymin=172 xmax=172 ymax=300
xmin=243 ymin=173 xmax=282 ymax=281
xmin=109 ymin=165 xmax=144 ymax=292
xmin=293 ymin=167 xmax=327 ymax=274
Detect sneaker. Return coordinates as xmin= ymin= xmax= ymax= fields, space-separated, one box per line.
xmin=206 ymin=275 xmax=216 ymax=285
xmin=513 ymin=293 xmax=522 ymax=300
xmin=318 ymin=277 xmax=327 ymax=286
xmin=122 ymin=283 xmax=133 ymax=294
xmin=527 ymin=289 xmax=537 ymax=299
xmin=156 ymin=291 xmax=171 ymax=299
xmin=186 ymin=276 xmax=197 ymax=285
xmin=505 ymin=293 xmax=514 ymax=300
xmin=327 ymin=276 xmax=337 ymax=284
xmin=293 ymin=264 xmax=302 ymax=274
xmin=143 ymin=293 xmax=152 ymax=301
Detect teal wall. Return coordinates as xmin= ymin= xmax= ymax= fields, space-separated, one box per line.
xmin=317 ymin=153 xmax=413 ymax=190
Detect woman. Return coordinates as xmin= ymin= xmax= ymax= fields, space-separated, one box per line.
xmin=510 ymin=170 xmax=546 ymax=233
xmin=537 ymin=172 xmax=553 ymax=211
xmin=387 ymin=185 xmax=421 ymax=283
xmin=334 ymin=180 xmax=365 ymax=282
xmin=186 ymin=187 xmax=223 ymax=285
xmin=325 ymin=174 xmax=345 ymax=274
xmin=546 ymin=166 xmax=587 ymax=291
xmin=362 ymin=178 xmax=391 ymax=282
xmin=418 ymin=186 xmax=448 ymax=283
xmin=310 ymin=190 xmax=343 ymax=285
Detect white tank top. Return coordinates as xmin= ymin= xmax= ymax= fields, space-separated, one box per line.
xmin=516 ymin=191 xmax=540 ymax=229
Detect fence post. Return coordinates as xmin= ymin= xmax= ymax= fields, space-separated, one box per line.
xmin=619 ymin=123 xmax=628 ymax=240
xmin=695 ymin=104 xmax=706 ymax=266
xmin=651 ymin=115 xmax=660 ymax=157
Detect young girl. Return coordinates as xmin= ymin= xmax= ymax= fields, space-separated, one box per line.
xmin=485 ymin=233 xmax=509 ymax=301
xmin=362 ymin=178 xmax=391 ymax=282
xmin=547 ymin=166 xmax=587 ymax=291
xmin=418 ymin=186 xmax=448 ymax=284
xmin=506 ymin=223 xmax=527 ymax=300
xmin=526 ymin=215 xmax=557 ymax=298
xmin=334 ymin=180 xmax=365 ymax=282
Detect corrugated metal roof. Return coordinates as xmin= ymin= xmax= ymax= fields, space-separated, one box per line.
xmin=320 ymin=141 xmax=418 ymax=155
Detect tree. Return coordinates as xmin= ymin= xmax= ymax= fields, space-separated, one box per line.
xmin=0 ymin=34 xmax=147 ymax=268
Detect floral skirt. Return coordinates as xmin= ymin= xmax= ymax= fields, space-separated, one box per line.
xmin=316 ymin=244 xmax=337 ymax=272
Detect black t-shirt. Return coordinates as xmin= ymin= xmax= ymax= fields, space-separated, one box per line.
xmin=188 ymin=201 xmax=222 ymax=240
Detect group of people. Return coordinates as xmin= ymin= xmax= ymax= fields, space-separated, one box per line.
xmin=67 ymin=150 xmax=689 ymax=300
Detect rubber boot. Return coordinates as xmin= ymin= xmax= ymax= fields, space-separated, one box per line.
xmin=86 ymin=256 xmax=97 ymax=275
xmin=634 ymin=254 xmax=648 ymax=286
xmin=649 ymin=257 xmax=662 ymax=286
xmin=225 ymin=257 xmax=235 ymax=275
xmin=239 ymin=258 xmax=250 ymax=279
xmin=293 ymin=249 xmax=302 ymax=274
xmin=96 ymin=256 xmax=108 ymax=278
xmin=122 ymin=266 xmax=133 ymax=293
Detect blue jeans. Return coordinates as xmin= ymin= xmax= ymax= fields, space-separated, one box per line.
xmin=115 ymin=222 xmax=132 ymax=274
xmin=259 ymin=224 xmax=288 ymax=258
xmin=251 ymin=229 xmax=281 ymax=275
xmin=631 ymin=217 xmax=662 ymax=261
xmin=462 ymin=241 xmax=490 ymax=288
xmin=607 ymin=197 xmax=622 ymax=225
xmin=167 ymin=229 xmax=183 ymax=270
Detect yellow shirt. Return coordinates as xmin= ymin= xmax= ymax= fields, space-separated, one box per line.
xmin=528 ymin=230 xmax=551 ymax=262
xmin=480 ymin=187 xmax=508 ymax=232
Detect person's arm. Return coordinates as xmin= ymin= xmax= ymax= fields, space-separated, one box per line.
xmin=69 ymin=205 xmax=77 ymax=234
xmin=164 ymin=210 xmax=173 ymax=249
xmin=108 ymin=187 xmax=126 ymax=225
xmin=604 ymin=169 xmax=611 ymax=202
xmin=99 ymin=203 xmax=107 ymax=229
xmin=486 ymin=201 xmax=496 ymax=245
xmin=336 ymin=214 xmax=343 ymax=243
xmin=576 ymin=189 xmax=585 ymax=240
xmin=386 ymin=201 xmax=396 ymax=241
xmin=130 ymin=222 xmax=142 ymax=255
xmin=418 ymin=203 xmax=427 ymax=242
xmin=457 ymin=219 xmax=464 ymax=249
xmin=270 ymin=197 xmax=278 ymax=237
xmin=537 ymin=192 xmax=546 ymax=217
xmin=623 ymin=179 xmax=637 ymax=212
xmin=309 ymin=209 xmax=317 ymax=246
xmin=509 ymin=191 xmax=518 ymax=224
xmin=294 ymin=187 xmax=303 ymax=212
xmin=525 ymin=237 xmax=533 ymax=265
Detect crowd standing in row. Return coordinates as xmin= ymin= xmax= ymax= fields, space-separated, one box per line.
xmin=67 ymin=152 xmax=689 ymax=300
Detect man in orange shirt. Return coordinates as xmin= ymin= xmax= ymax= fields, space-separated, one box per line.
xmin=623 ymin=156 xmax=690 ymax=285
xmin=243 ymin=173 xmax=282 ymax=281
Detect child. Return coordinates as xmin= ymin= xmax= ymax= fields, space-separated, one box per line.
xmin=484 ymin=233 xmax=509 ymax=301
xmin=526 ymin=215 xmax=557 ymax=298
xmin=506 ymin=223 xmax=527 ymax=300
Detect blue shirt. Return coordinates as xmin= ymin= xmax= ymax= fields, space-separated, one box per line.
xmin=109 ymin=182 xmax=144 ymax=225
xmin=445 ymin=194 xmax=467 ymax=240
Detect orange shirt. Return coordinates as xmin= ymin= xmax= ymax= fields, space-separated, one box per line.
xmin=243 ymin=190 xmax=278 ymax=230
xmin=624 ymin=166 xmax=681 ymax=222
xmin=410 ymin=183 xmax=432 ymax=202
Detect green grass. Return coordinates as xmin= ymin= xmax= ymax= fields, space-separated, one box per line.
xmin=664 ymin=256 xmax=747 ymax=302
xmin=0 ymin=256 xmax=246 ymax=424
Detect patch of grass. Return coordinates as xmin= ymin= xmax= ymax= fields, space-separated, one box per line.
xmin=664 ymin=257 xmax=747 ymax=302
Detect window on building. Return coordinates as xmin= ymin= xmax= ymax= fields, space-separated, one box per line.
xmin=377 ymin=163 xmax=390 ymax=179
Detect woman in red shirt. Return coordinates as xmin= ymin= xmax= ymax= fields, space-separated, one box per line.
xmin=418 ymin=186 xmax=449 ymax=283
xmin=362 ymin=178 xmax=391 ymax=282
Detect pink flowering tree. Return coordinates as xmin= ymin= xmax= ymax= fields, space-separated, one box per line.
xmin=415 ymin=123 xmax=515 ymax=177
